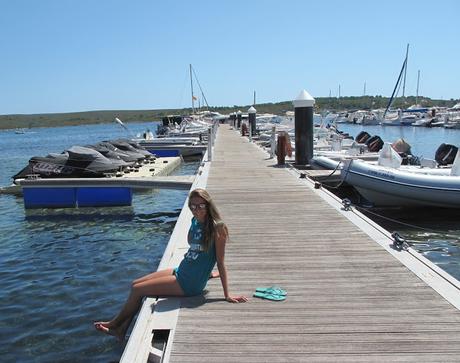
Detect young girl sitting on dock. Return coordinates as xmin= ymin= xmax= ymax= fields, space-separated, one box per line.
xmin=94 ymin=188 xmax=247 ymax=341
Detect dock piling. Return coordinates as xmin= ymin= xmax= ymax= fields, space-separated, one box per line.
xmin=248 ymin=106 xmax=256 ymax=140
xmin=293 ymin=89 xmax=315 ymax=165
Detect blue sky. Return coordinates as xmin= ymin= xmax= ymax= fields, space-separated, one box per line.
xmin=1 ymin=0 xmax=458 ymax=115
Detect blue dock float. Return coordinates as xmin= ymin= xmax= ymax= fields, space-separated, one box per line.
xmin=19 ymin=175 xmax=194 ymax=209
xmin=23 ymin=186 xmax=132 ymax=209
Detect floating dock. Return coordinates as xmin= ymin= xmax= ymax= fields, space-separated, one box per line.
xmin=1 ymin=156 xmax=188 ymax=208
xmin=123 ymin=125 xmax=460 ymax=362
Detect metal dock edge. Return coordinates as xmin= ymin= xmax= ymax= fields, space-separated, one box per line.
xmin=120 ymin=155 xmax=212 ymax=363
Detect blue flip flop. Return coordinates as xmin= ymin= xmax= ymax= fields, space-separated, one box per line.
xmin=253 ymin=291 xmax=286 ymax=301
xmin=255 ymin=286 xmax=287 ymax=296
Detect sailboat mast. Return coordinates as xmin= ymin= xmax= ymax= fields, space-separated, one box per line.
xmin=402 ymin=43 xmax=409 ymax=97
xmin=383 ymin=55 xmax=407 ymax=118
xmin=416 ymin=69 xmax=420 ymax=105
xmin=190 ymin=64 xmax=195 ymax=114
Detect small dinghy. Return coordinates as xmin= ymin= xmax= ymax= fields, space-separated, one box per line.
xmin=340 ymin=143 xmax=460 ymax=208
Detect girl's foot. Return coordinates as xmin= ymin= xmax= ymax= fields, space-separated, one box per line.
xmin=209 ymin=271 xmax=220 ymax=279
xmin=94 ymin=322 xmax=125 ymax=342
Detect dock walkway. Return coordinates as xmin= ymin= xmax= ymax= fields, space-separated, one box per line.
xmin=168 ymin=125 xmax=460 ymax=362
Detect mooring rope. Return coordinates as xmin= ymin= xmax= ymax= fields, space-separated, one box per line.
xmin=353 ymin=204 xmax=460 ymax=241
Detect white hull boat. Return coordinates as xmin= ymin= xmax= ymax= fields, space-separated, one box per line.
xmin=340 ymin=158 xmax=460 ymax=208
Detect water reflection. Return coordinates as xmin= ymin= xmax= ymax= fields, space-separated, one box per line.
xmin=360 ymin=206 xmax=460 ymax=280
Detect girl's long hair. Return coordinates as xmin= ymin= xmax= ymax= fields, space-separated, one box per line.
xmin=188 ymin=188 xmax=227 ymax=252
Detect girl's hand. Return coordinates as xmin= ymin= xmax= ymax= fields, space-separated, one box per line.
xmin=225 ymin=295 xmax=248 ymax=303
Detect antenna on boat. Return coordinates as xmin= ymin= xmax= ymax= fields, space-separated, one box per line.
xmin=190 ymin=66 xmax=210 ymax=111
xmin=190 ymin=64 xmax=195 ymax=114
xmin=114 ymin=117 xmax=134 ymax=138
xmin=253 ymin=90 xmax=256 ymax=105
xmin=416 ymin=69 xmax=420 ymax=105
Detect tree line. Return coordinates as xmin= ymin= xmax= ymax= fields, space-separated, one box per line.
xmin=1 ymin=96 xmax=457 ymax=130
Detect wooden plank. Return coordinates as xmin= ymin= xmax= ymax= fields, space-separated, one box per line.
xmin=167 ymin=126 xmax=460 ymax=362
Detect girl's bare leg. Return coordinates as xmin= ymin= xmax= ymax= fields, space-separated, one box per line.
xmin=133 ymin=268 xmax=175 ymax=285
xmin=95 ymin=273 xmax=183 ymax=340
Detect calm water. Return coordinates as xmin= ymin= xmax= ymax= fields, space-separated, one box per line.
xmin=0 ymin=122 xmax=459 ymax=362
xmin=337 ymin=124 xmax=460 ymax=281
xmin=0 ymin=122 xmax=197 ymax=362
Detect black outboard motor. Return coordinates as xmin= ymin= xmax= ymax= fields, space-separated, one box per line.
xmin=435 ymin=143 xmax=459 ymax=165
xmin=366 ymin=135 xmax=384 ymax=152
xmin=355 ymin=131 xmax=371 ymax=144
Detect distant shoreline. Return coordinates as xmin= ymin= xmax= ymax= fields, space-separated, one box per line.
xmin=1 ymin=96 xmax=456 ymax=130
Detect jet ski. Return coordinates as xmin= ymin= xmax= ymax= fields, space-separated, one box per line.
xmin=106 ymin=140 xmax=149 ymax=161
xmin=115 ymin=138 xmax=154 ymax=158
xmin=13 ymin=146 xmax=123 ymax=182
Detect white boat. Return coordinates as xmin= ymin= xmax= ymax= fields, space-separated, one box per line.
xmin=380 ymin=110 xmax=402 ymax=126
xmin=340 ymin=150 xmax=460 ymax=208
xmin=444 ymin=112 xmax=460 ymax=129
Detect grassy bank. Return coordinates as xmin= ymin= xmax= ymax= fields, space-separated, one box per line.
xmin=1 ymin=96 xmax=457 ymax=130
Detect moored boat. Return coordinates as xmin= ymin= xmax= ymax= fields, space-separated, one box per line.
xmin=340 ymin=152 xmax=460 ymax=208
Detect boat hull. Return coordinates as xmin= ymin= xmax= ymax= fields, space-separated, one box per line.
xmin=341 ymin=160 xmax=460 ymax=208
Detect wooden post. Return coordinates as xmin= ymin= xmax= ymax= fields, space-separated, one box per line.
xmin=293 ymin=90 xmax=315 ymax=165
xmin=237 ymin=110 xmax=242 ymax=129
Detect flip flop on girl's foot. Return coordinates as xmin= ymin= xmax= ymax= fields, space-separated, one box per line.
xmin=255 ymin=286 xmax=287 ymax=296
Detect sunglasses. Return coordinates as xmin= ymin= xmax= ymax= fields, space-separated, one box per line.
xmin=190 ymin=203 xmax=207 ymax=211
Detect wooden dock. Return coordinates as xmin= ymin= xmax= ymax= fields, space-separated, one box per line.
xmin=125 ymin=125 xmax=460 ymax=362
